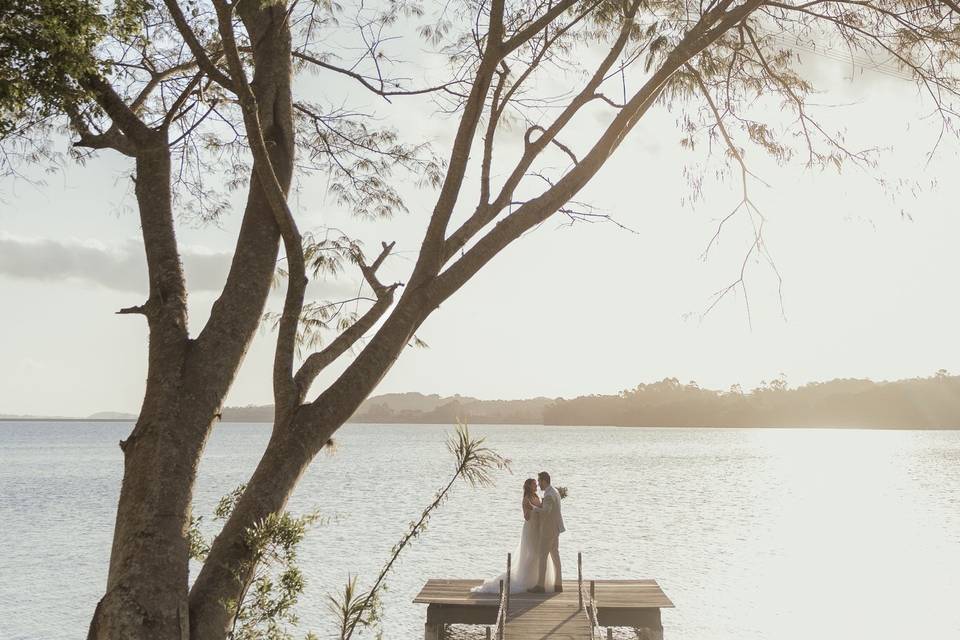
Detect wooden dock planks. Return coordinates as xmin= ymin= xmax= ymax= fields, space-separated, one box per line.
xmin=415 ymin=578 xmax=672 ymax=639
xmin=414 ymin=578 xmax=673 ymax=609
xmin=503 ymin=587 xmax=591 ymax=639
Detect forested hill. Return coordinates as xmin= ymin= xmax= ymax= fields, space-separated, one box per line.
xmin=214 ymin=372 xmax=960 ymax=428
xmin=221 ymin=393 xmax=552 ymax=424
xmin=543 ymin=372 xmax=960 ymax=428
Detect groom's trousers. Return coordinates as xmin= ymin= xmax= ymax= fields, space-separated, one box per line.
xmin=537 ymin=533 xmax=562 ymax=588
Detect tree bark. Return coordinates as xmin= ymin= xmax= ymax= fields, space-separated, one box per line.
xmin=87 ymin=136 xmax=198 ymax=640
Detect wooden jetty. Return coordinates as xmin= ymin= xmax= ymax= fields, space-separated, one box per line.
xmin=415 ymin=553 xmax=673 ymax=639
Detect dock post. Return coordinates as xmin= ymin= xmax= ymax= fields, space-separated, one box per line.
xmin=607 ymin=627 xmax=613 ymax=640
xmin=423 ymin=623 xmax=441 ymax=640
xmin=505 ymin=553 xmax=512 ymax=613
xmin=577 ymin=552 xmax=583 ymax=610
xmin=485 ymin=626 xmax=492 ymax=640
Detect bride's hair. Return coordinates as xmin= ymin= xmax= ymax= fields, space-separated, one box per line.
xmin=523 ymin=478 xmax=537 ymax=498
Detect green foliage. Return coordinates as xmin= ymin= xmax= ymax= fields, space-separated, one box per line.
xmin=265 ymin=229 xmax=368 ymax=355
xmin=325 ymin=576 xmax=382 ymax=640
xmin=0 ymin=0 xmax=106 ymax=134
xmin=230 ymin=511 xmax=320 ymax=640
xmin=295 ymin=103 xmax=444 ymax=220
xmin=217 ymin=484 xmax=249 ymax=520
xmin=0 ymin=0 xmax=151 ymax=135
xmin=189 ymin=485 xmax=321 ymax=640
xmin=188 ymin=515 xmax=212 ymax=561
xmin=447 ymin=422 xmax=511 ymax=488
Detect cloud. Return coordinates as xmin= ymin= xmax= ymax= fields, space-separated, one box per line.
xmin=0 ymin=232 xmax=233 ymax=293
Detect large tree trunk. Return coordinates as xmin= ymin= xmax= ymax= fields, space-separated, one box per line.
xmin=89 ymin=3 xmax=294 ymax=637
xmin=86 ymin=136 xmax=198 ymax=639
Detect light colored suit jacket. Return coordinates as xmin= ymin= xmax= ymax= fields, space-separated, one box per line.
xmin=535 ymin=485 xmax=565 ymax=537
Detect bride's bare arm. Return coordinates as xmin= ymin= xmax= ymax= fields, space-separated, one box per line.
xmin=524 ymin=495 xmax=542 ymax=520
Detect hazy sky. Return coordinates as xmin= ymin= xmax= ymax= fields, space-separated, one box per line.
xmin=2 ymin=36 xmax=960 ymax=417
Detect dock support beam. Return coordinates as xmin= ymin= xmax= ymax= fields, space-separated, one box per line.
xmin=424 ymin=623 xmax=444 ymax=640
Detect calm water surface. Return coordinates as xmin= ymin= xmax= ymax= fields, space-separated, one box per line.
xmin=2 ymin=422 xmax=960 ymax=639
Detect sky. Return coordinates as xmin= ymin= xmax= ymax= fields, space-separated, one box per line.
xmin=2 ymin=24 xmax=960 ymax=417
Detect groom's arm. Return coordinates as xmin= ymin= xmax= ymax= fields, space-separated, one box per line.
xmin=533 ymin=494 xmax=555 ymax=514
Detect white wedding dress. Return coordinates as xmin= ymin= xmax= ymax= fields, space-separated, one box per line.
xmin=472 ymin=507 xmax=557 ymax=594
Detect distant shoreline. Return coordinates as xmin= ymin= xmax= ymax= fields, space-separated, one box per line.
xmin=7 ymin=373 xmax=960 ymax=429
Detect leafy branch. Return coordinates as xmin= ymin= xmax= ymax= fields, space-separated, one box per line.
xmin=331 ymin=423 xmax=511 ymax=640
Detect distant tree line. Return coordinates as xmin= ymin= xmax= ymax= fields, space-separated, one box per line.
xmin=222 ymin=371 xmax=960 ymax=428
xmin=544 ymin=371 xmax=960 ymax=428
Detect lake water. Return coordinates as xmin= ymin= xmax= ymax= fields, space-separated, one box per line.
xmin=2 ymin=422 xmax=960 ymax=640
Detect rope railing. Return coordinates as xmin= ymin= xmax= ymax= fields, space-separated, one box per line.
xmin=588 ymin=580 xmax=601 ymax=636
xmin=579 ymin=552 xmax=602 ymax=639
xmin=495 ymin=579 xmax=506 ymax=640
xmin=495 ymin=553 xmax=512 ymax=640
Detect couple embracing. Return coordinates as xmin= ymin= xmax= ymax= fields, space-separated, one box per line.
xmin=473 ymin=471 xmax=565 ymax=594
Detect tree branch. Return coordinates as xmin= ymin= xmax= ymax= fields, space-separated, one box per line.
xmin=68 ymin=105 xmax=138 ymax=156
xmin=441 ymin=0 xmax=642 ymax=263
xmin=292 ymin=51 xmax=462 ymax=101
xmin=116 ymin=304 xmax=148 ymax=315
xmin=163 ymin=0 xmax=236 ymax=92
xmin=403 ymin=0 xmax=508 ymax=288
xmin=293 ymin=241 xmax=399 ymax=399
xmin=430 ymin=0 xmax=764 ymax=305
xmin=79 ymin=74 xmax=153 ymax=145
xmin=502 ymin=0 xmax=582 ymax=54
xmin=214 ymin=0 xmax=304 ymax=412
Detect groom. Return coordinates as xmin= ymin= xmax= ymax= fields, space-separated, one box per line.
xmin=528 ymin=470 xmax=565 ymax=593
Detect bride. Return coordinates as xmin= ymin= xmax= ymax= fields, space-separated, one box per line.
xmin=472 ymin=478 xmax=556 ymax=594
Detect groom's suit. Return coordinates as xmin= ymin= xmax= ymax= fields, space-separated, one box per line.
xmin=534 ymin=485 xmax=565 ymax=589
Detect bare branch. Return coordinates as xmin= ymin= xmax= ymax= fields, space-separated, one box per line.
xmin=292 ymin=51 xmax=463 ymax=101
xmin=116 ymin=304 xmax=148 ymax=316
xmin=162 ymin=71 xmax=206 ymax=128
xmin=359 ymin=241 xmax=397 ymax=294
xmin=67 ymin=105 xmax=137 ymax=156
